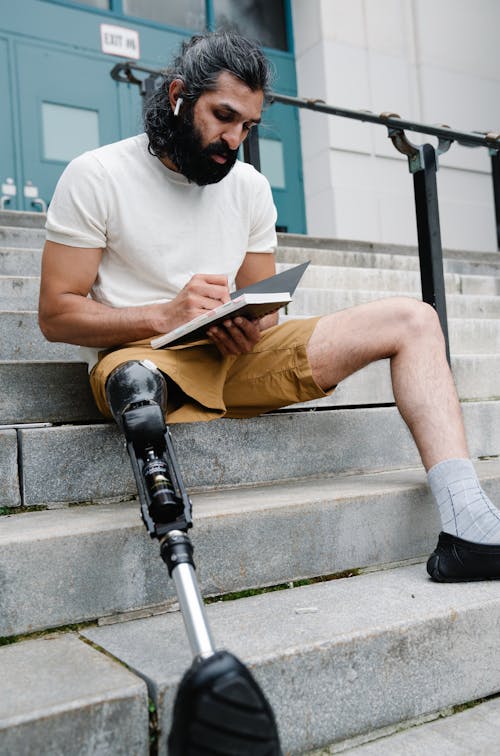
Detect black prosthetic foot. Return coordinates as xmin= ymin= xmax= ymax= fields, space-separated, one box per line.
xmin=168 ymin=650 xmax=282 ymax=756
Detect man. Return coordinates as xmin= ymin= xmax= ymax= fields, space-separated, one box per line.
xmin=39 ymin=31 xmax=500 ymax=581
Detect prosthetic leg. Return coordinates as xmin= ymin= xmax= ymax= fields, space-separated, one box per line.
xmin=106 ymin=360 xmax=282 ymax=755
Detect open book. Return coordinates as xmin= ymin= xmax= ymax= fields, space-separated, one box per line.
xmin=151 ymin=261 xmax=309 ymax=349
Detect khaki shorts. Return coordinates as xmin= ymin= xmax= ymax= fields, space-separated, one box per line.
xmin=90 ymin=317 xmax=332 ymax=424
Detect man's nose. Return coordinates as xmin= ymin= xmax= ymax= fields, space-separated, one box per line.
xmin=221 ymin=123 xmax=244 ymax=150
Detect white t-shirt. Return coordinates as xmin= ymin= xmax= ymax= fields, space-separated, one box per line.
xmin=45 ymin=133 xmax=278 ymax=367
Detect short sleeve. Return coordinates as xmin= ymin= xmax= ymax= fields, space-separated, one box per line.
xmin=247 ymin=171 xmax=278 ymax=253
xmin=45 ymin=153 xmax=108 ymax=248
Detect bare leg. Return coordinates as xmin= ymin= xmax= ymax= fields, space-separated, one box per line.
xmin=306 ymin=297 xmax=469 ymax=470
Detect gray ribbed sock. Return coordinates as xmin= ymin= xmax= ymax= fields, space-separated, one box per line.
xmin=427 ymin=458 xmax=500 ymax=544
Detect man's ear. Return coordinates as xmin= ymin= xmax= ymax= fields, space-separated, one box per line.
xmin=168 ymin=79 xmax=185 ymax=113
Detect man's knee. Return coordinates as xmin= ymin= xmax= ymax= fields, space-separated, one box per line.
xmin=394 ymin=298 xmax=442 ymax=341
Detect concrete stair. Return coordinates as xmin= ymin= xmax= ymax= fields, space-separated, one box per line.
xmin=1 ymin=209 xmax=499 ymax=754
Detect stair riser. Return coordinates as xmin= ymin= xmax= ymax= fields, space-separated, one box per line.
xmin=1 ymin=311 xmax=499 ymax=367
xmin=13 ymin=402 xmax=500 ymax=506
xmin=290 ymin=288 xmax=500 ymax=319
xmin=0 ymin=210 xmax=45 ymax=228
xmin=0 ymin=249 xmax=41 ymax=275
xmin=2 ymin=468 xmax=499 ymax=637
xmin=0 ymin=362 xmax=102 ymax=424
xmin=278 ymin=263 xmax=500 ymax=296
xmin=3 ymin=355 xmax=499 ymax=425
xmin=0 ymin=312 xmax=80 ymax=361
xmin=0 ymin=226 xmax=45 ymax=248
xmin=4 ymin=269 xmax=500 ymax=310
xmin=277 ymin=246 xmax=500 ymax=277
xmin=0 ymin=430 xmax=20 ymax=507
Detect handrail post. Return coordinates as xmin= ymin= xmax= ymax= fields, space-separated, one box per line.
xmin=412 ymin=144 xmax=450 ymax=364
xmin=242 ymin=125 xmax=261 ymax=171
xmin=385 ymin=119 xmax=451 ymax=364
xmin=491 ymin=149 xmax=500 ymax=251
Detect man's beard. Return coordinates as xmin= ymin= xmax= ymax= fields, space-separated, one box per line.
xmin=166 ymin=103 xmax=239 ymax=186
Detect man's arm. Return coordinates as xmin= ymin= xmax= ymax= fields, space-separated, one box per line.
xmin=39 ymin=241 xmax=232 ymax=347
xmin=206 ymin=251 xmax=278 ymax=355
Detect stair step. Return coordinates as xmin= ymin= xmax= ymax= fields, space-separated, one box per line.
xmin=11 ymin=402 xmax=499 ymax=507
xmin=290 ymin=287 xmax=500 ymax=319
xmin=1 ymin=309 xmax=499 ymax=365
xmin=277 ymin=244 xmax=500 ymax=277
xmin=5 ymin=265 xmax=500 ymax=309
xmin=288 ymin=316 xmax=500 ymax=355
xmin=0 ymin=634 xmax=149 ymax=756
xmin=277 ymin=232 xmax=500 ymax=264
xmin=332 ymin=696 xmax=500 ymax=755
xmin=81 ymin=562 xmax=500 ymax=753
xmin=0 ymin=209 xmax=46 ymax=228
xmin=0 ymin=275 xmax=41 ymax=309
xmin=0 ymin=248 xmax=41 ymax=275
xmin=0 ymin=312 xmax=81 ymax=361
xmin=278 ymin=262 xmax=500 ymax=297
xmin=0 ymin=361 xmax=101 ymax=424
xmin=2 ymin=459 xmax=500 ymax=637
xmin=0 ymin=225 xmax=45 ymax=248
xmin=2 ymin=354 xmax=499 ymax=426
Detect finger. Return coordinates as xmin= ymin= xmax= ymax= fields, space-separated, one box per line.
xmin=208 ymin=323 xmax=251 ymax=355
xmin=233 ymin=316 xmax=261 ymax=339
xmin=188 ymin=274 xmax=230 ymax=303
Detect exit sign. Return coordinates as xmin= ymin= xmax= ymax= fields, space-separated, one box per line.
xmin=100 ymin=24 xmax=140 ymax=60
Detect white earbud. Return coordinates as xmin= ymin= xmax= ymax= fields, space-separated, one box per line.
xmin=173 ymin=97 xmax=183 ymax=116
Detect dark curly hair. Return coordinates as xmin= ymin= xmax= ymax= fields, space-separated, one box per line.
xmin=144 ymin=31 xmax=273 ymax=159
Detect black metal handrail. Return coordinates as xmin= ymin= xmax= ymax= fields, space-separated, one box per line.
xmin=111 ymin=60 xmax=500 ymax=363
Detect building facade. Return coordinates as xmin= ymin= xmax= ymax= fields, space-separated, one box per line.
xmin=1 ymin=0 xmax=499 ymax=251
xmin=293 ymin=0 xmax=500 ymax=252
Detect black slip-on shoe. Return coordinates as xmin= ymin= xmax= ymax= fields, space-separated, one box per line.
xmin=427 ymin=531 xmax=500 ymax=582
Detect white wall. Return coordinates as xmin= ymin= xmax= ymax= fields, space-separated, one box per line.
xmin=291 ymin=0 xmax=500 ymax=251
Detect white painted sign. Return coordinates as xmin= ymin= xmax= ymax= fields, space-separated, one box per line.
xmin=100 ymin=24 xmax=140 ymax=60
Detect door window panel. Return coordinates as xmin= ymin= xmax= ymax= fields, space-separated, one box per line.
xmin=259 ymin=138 xmax=286 ymax=189
xmin=213 ymin=0 xmax=288 ymax=51
xmin=123 ymin=0 xmax=205 ymax=30
xmin=42 ymin=102 xmax=100 ymax=162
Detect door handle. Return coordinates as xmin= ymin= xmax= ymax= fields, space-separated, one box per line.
xmin=24 ymin=180 xmax=47 ymax=213
xmin=31 ymin=197 xmax=47 ymax=213
xmin=1 ymin=177 xmax=17 ymax=209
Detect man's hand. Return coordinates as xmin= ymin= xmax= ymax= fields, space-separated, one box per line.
xmin=167 ymin=273 xmax=231 ymax=328
xmin=207 ymin=316 xmax=262 ymax=355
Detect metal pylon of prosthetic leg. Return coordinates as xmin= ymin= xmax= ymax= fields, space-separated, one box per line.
xmin=106 ymin=361 xmax=282 ymax=754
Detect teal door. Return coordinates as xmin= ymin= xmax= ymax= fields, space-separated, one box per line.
xmin=259 ymin=101 xmax=305 ymax=233
xmin=15 ymin=42 xmax=123 ymax=212
xmin=0 ymin=37 xmax=19 ymax=210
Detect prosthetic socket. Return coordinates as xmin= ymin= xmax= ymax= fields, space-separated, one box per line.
xmin=106 ymin=360 xmax=192 ymax=538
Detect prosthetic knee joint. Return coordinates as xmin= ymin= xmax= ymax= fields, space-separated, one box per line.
xmin=106 ymin=359 xmax=192 ymax=538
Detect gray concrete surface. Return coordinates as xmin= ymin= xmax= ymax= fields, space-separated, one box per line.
xmin=0 ymin=312 xmax=81 ymax=361
xmin=0 ymin=248 xmax=41 ymax=275
xmin=290 ymin=287 xmax=500 ymax=319
xmin=0 ymin=634 xmax=149 ymax=756
xmin=0 ymin=361 xmax=101 ymax=424
xmin=336 ymin=696 xmax=500 ymax=755
xmin=83 ymin=563 xmax=500 ymax=754
xmin=3 ymin=352 xmax=499 ymax=426
xmin=2 ymin=461 xmax=500 ymax=637
xmin=17 ymin=401 xmax=500 ymax=505
xmin=0 ymin=429 xmax=20 ymax=507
